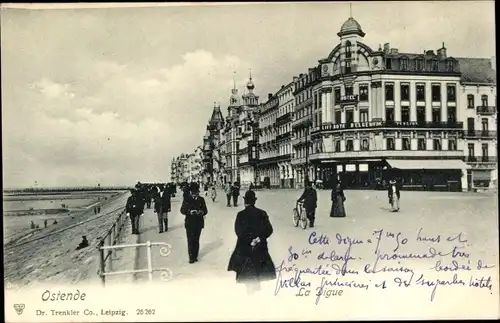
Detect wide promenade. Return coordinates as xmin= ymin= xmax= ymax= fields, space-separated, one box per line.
xmin=132 ymin=188 xmax=498 ymax=288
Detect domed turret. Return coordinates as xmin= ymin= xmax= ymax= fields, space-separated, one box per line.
xmin=337 ymin=17 xmax=365 ymax=37
xmin=246 ymin=79 xmax=255 ymax=91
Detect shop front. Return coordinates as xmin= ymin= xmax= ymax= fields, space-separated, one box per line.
xmin=313 ymin=159 xmax=386 ymax=189
xmin=384 ymin=159 xmax=467 ymax=192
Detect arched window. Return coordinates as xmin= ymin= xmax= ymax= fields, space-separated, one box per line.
xmin=345 ymin=41 xmax=352 ymax=59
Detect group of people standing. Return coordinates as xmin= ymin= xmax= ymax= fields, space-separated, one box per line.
xmin=296 ymin=176 xmax=402 ymax=227
xmin=224 ymin=182 xmax=241 ymax=207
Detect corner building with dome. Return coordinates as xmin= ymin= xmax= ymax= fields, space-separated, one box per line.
xmin=290 ymin=16 xmax=497 ymax=191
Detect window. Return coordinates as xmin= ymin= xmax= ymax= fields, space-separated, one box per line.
xmin=361 ymin=138 xmax=369 ymax=151
xmin=335 ymin=110 xmax=341 ymax=124
xmin=432 ymin=59 xmax=439 ymax=71
xmin=335 ymin=140 xmax=341 ymax=152
xmin=447 ymin=107 xmax=456 ymax=123
xmin=386 ymin=108 xmax=395 ymax=122
xmin=400 ymin=58 xmax=408 ymax=71
xmin=386 ymin=138 xmax=395 ymax=150
xmin=402 ymin=137 xmax=411 ymax=150
xmin=482 ymin=118 xmax=488 ymax=132
xmin=386 ymin=59 xmax=392 ymax=70
xmin=345 ymin=61 xmax=352 ymax=74
xmin=446 ymin=60 xmax=455 ymax=72
xmin=432 ymin=109 xmax=441 ymax=122
xmin=385 ymin=83 xmax=394 ymax=101
xmin=401 ymin=107 xmax=410 ymax=122
xmin=417 ymin=107 xmax=426 ymax=124
xmin=481 ymin=95 xmax=488 ymax=106
xmin=418 ymin=138 xmax=427 ymax=150
xmin=468 ymin=143 xmax=475 ymax=159
xmin=334 ymin=88 xmax=341 ymax=103
xmin=360 ymin=110 xmax=369 ymax=122
xmin=431 ymin=84 xmax=441 ymax=101
xmin=401 ymin=83 xmax=410 ymax=101
xmin=433 ymin=139 xmax=442 ymax=151
xmin=467 ymin=95 xmax=474 ymax=108
xmin=482 ymin=143 xmax=489 ymax=160
xmin=416 ymin=84 xmax=425 ymax=101
xmin=448 ymin=138 xmax=457 ymax=151
xmin=346 ymin=110 xmax=354 ymax=124
xmin=346 ymin=139 xmax=354 ymax=151
xmin=345 ymin=41 xmax=352 ymax=59
xmin=416 ymin=59 xmax=424 ymax=71
xmin=447 ymin=84 xmax=456 ymax=102
xmin=359 ymin=85 xmax=369 ymax=101
xmin=345 ymin=86 xmax=353 ymax=96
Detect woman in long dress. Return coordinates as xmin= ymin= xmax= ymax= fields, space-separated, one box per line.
xmin=330 ymin=180 xmax=346 ymax=217
xmin=227 ymin=190 xmax=276 ymax=294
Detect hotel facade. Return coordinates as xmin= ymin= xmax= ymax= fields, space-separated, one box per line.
xmin=190 ymin=16 xmax=496 ymax=192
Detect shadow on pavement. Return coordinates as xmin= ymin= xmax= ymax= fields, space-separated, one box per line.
xmin=199 ymin=238 xmax=224 ymax=259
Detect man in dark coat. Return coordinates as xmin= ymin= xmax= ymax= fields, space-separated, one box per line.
xmin=180 ymin=182 xmax=208 ymax=263
xmin=227 ymin=190 xmax=276 ymax=294
xmin=231 ymin=181 xmax=240 ymax=207
xmin=125 ymin=189 xmax=145 ymax=235
xmin=297 ymin=181 xmax=318 ymax=227
xmin=387 ymin=178 xmax=401 ymax=212
xmin=155 ymin=185 xmax=172 ymax=233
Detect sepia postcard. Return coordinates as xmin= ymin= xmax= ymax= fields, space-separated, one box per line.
xmin=2 ymin=1 xmax=498 ymax=321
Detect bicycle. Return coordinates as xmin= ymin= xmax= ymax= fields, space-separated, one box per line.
xmin=292 ymin=200 xmax=308 ymax=229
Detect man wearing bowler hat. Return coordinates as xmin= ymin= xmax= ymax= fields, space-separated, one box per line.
xmin=180 ymin=182 xmax=208 ymax=263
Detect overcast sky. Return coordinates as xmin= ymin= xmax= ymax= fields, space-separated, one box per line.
xmin=1 ymin=2 xmax=495 ymax=188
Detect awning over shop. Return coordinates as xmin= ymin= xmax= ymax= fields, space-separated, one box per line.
xmin=472 ymin=170 xmax=491 ymax=180
xmin=386 ymin=159 xmax=467 ymax=170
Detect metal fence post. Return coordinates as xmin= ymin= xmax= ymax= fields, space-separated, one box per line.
xmin=146 ymin=240 xmax=153 ymax=281
xmin=99 ymin=241 xmax=106 ymax=286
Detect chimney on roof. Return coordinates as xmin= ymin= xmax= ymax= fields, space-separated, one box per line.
xmin=437 ymin=42 xmax=447 ymax=59
xmin=281 ymin=85 xmax=285 ymax=89
xmin=383 ymin=43 xmax=390 ymax=53
xmin=268 ymin=93 xmax=273 ymax=100
xmin=390 ymin=48 xmax=399 ymax=54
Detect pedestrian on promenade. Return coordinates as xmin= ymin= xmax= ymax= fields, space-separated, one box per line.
xmin=297 ymin=181 xmax=318 ymax=227
xmin=225 ymin=182 xmax=232 ymax=207
xmin=210 ymin=185 xmax=217 ymax=202
xmin=227 ymin=190 xmax=276 ymax=294
xmin=97 ymin=206 xmax=101 ymax=214
xmin=330 ymin=179 xmax=346 ymax=218
xmin=155 ymin=185 xmax=172 ymax=233
xmin=180 ymin=182 xmax=208 ymax=264
xmin=232 ymin=181 xmax=240 ymax=207
xmin=94 ymin=206 xmax=97 ymax=215
xmin=388 ymin=177 xmax=401 ymax=212
xmin=44 ymin=219 xmax=48 ymax=228
xmin=126 ymin=189 xmax=145 ymax=235
xmin=203 ymin=183 xmax=209 ymax=197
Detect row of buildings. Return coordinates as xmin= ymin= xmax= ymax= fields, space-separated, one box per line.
xmin=171 ymin=15 xmax=497 ymax=192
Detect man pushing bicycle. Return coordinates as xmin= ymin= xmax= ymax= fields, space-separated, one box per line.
xmin=297 ymin=181 xmax=318 ymax=228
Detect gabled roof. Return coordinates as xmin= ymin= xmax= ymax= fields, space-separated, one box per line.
xmin=455 ymin=57 xmax=496 ymax=84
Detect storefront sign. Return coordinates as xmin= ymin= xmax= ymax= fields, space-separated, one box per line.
xmin=359 ymin=164 xmax=369 ymax=172
xmin=346 ymin=164 xmax=356 ymax=172
xmin=336 ymin=165 xmax=343 ymax=172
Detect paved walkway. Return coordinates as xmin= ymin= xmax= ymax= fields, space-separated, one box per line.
xmin=131 ymin=189 xmax=498 ymax=283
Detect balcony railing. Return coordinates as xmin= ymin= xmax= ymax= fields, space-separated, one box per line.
xmin=476 ymin=105 xmax=497 ymax=115
xmin=466 ymin=156 xmax=497 ymax=163
xmin=338 ymin=95 xmax=358 ymax=105
xmin=310 ymin=150 xmax=464 ymax=161
xmin=464 ymin=130 xmax=497 ymax=139
xmin=311 ymin=121 xmax=464 ymax=133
